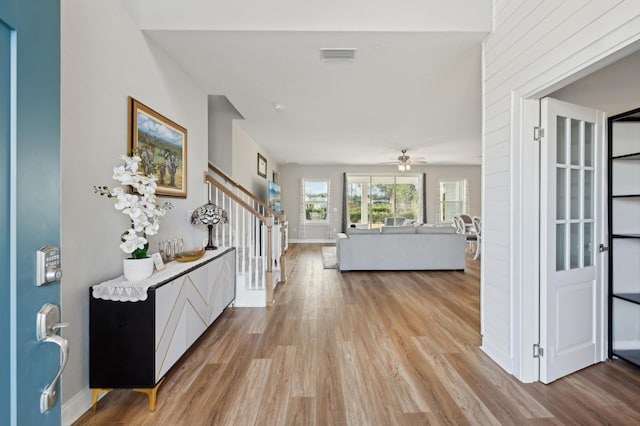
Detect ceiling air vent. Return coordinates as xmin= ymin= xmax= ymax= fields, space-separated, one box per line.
xmin=320 ymin=48 xmax=357 ymax=61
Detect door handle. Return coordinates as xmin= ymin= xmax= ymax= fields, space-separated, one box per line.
xmin=40 ymin=333 xmax=70 ymax=413
xmin=599 ymin=244 xmax=609 ymax=252
xmin=36 ymin=303 xmax=70 ymax=413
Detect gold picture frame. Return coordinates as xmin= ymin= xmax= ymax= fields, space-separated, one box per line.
xmin=129 ymin=97 xmax=187 ymax=197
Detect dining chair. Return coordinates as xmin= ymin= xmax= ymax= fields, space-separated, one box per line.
xmin=459 ymin=214 xmax=474 ymax=233
xmin=454 ymin=215 xmax=477 ymax=254
xmin=472 ymin=216 xmax=482 ymax=260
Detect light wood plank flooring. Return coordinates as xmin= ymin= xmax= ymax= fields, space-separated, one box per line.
xmin=75 ymin=244 xmax=640 ymax=425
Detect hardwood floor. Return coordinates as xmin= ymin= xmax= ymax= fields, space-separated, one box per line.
xmin=75 ymin=244 xmax=640 ymax=425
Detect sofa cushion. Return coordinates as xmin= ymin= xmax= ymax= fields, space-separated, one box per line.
xmin=416 ymin=226 xmax=456 ymax=234
xmin=381 ymin=226 xmax=416 ymax=234
xmin=347 ymin=228 xmax=380 ymax=235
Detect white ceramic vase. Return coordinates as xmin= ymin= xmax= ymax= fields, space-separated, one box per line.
xmin=123 ymin=257 xmax=154 ymax=281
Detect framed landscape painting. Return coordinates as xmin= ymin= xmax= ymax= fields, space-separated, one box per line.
xmin=129 ymin=97 xmax=187 ymax=197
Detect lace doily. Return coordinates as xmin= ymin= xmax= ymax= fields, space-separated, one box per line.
xmin=91 ymin=249 xmax=224 ymax=302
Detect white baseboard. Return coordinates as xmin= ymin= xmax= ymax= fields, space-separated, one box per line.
xmin=480 ymin=341 xmax=513 ymax=375
xmin=288 ymin=239 xmax=335 ymax=244
xmin=62 ymin=387 xmax=98 ymax=426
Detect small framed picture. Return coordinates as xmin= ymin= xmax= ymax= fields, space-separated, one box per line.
xmin=151 ymin=252 xmax=166 ymax=271
xmin=257 ymin=153 xmax=267 ymax=178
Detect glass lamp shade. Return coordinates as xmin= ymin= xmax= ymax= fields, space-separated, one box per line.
xmin=190 ymin=202 xmax=228 ymax=226
xmin=191 ymin=202 xmax=228 ymax=250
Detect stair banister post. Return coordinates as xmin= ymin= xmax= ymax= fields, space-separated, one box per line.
xmin=280 ymin=214 xmax=287 ymax=283
xmin=265 ymin=215 xmax=274 ymax=306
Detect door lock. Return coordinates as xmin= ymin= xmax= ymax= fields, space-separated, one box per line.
xmin=37 ymin=246 xmax=63 ymax=286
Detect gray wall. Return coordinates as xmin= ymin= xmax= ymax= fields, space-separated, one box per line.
xmin=208 ymin=95 xmax=243 ymax=175
xmin=551 ymin=49 xmax=640 ymax=116
xmin=279 ymin=163 xmax=481 ymax=241
xmin=61 ymin=1 xmax=210 ymax=421
xmin=232 ymin=121 xmax=278 ymax=204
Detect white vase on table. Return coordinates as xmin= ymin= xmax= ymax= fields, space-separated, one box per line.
xmin=123 ymin=257 xmax=154 ymax=281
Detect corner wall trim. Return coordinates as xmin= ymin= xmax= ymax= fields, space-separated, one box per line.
xmin=62 ymin=387 xmax=96 ymax=426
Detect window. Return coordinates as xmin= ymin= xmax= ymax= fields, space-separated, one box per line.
xmin=439 ymin=179 xmax=468 ymax=223
xmin=303 ymin=180 xmax=329 ymax=222
xmin=346 ymin=174 xmax=422 ymax=228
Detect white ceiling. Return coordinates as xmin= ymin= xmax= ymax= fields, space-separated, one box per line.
xmin=123 ymin=0 xmax=492 ymax=166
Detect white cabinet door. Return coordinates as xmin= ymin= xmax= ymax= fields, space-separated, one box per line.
xmin=155 ymin=279 xmax=187 ymax=381
xmin=184 ymin=266 xmax=209 ymax=348
xmin=208 ymin=250 xmax=235 ymax=322
xmin=154 ymin=250 xmax=236 ymax=381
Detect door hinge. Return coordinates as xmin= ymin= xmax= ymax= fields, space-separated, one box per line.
xmin=534 ymin=127 xmax=544 ymax=141
xmin=533 ymin=343 xmax=544 ymax=358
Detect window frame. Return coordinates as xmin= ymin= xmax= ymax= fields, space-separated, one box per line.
xmin=438 ymin=178 xmax=469 ymax=223
xmin=302 ymin=179 xmax=330 ymax=224
xmin=345 ymin=173 xmax=423 ymax=228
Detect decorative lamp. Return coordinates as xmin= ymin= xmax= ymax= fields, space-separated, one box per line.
xmin=190 ymin=202 xmax=228 ymax=250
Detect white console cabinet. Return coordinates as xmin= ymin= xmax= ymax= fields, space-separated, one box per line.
xmin=89 ymin=248 xmax=235 ymax=410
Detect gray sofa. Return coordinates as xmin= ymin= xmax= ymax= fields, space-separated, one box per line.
xmin=336 ymin=225 xmax=466 ymax=272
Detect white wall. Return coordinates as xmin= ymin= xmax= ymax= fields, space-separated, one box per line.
xmin=60 ymin=0 xmax=210 ymax=422
xmin=232 ymin=121 xmax=278 ymax=203
xmin=279 ymin=164 xmax=481 ymax=241
xmin=482 ymin=0 xmax=640 ymax=379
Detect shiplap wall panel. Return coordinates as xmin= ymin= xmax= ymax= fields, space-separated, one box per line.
xmin=485 ymin=0 xmax=587 ymax=69
xmin=485 ymin=126 xmax=509 ymax=147
xmin=486 ymin=0 xmax=561 ymax=64
xmin=492 ymin=0 xmax=523 ymax=31
xmin=482 ymin=0 xmax=640 ymax=376
xmin=493 ymin=5 xmax=632 ymax=96
xmin=485 ymin=98 xmax=510 ymax=122
xmin=522 ymin=13 xmax=640 ymax=96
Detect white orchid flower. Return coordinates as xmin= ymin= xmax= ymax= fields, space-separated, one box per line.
xmin=120 ymin=239 xmax=138 ymax=254
xmin=122 ymin=228 xmax=138 ymax=240
xmin=136 ymin=235 xmax=147 ymax=247
xmin=145 ymin=222 xmax=160 ymax=235
xmin=123 ymin=206 xmax=143 ymax=219
xmin=126 ymin=156 xmax=141 ymax=172
xmin=99 ymin=154 xmax=174 ymax=256
xmin=139 ymin=185 xmax=155 ymax=196
xmin=112 ymin=166 xmax=127 ymax=181
xmin=114 ymin=198 xmax=128 ymax=210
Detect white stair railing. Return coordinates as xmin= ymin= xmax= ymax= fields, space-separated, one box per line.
xmin=205 ymin=165 xmax=287 ymax=307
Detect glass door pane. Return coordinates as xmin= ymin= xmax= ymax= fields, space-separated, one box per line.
xmin=556 ymin=223 xmax=566 ymax=271
xmin=395 ymin=176 xmax=420 ymax=224
xmin=584 ymin=222 xmax=593 ymax=267
xmin=570 ymin=169 xmax=581 ymax=220
xmin=555 ymin=116 xmax=596 ymax=271
xmin=557 ymin=168 xmax=567 ymax=220
xmin=347 ymin=182 xmax=364 ymax=226
xmin=370 ymin=176 xmax=395 ymax=228
xmin=557 ymin=116 xmax=568 ymax=164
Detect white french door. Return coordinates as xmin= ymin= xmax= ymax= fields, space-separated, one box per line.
xmin=540 ymin=97 xmax=605 ymax=383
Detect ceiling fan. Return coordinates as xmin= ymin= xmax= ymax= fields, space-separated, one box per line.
xmin=381 ymin=149 xmax=427 ymax=171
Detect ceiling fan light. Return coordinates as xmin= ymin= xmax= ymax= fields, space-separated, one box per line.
xmin=398 ymin=163 xmax=410 ymax=172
